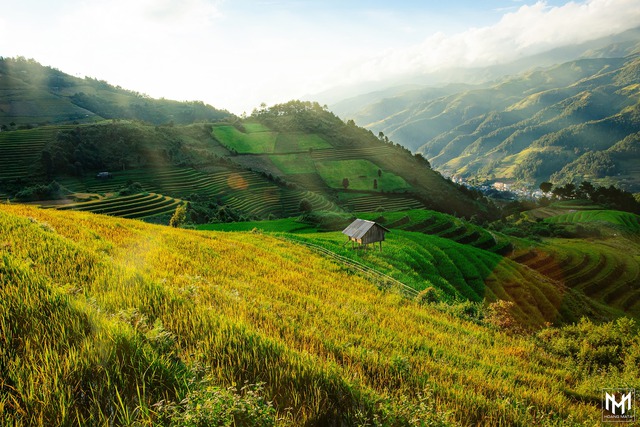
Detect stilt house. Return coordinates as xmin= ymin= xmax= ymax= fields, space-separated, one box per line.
xmin=342 ymin=219 xmax=390 ymax=251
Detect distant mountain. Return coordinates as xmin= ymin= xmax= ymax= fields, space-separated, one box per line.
xmin=0 ymin=57 xmax=230 ymax=126
xmin=332 ymin=29 xmax=640 ymax=191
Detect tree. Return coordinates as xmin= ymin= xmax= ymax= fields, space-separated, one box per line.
xmin=342 ymin=178 xmax=350 ymax=190
xmin=552 ymin=183 xmax=576 ymax=200
xmin=577 ymin=181 xmax=595 ymax=200
xmin=539 ymin=182 xmax=553 ymax=193
xmin=377 ymin=169 xmax=382 ymax=178
xmin=299 ymin=199 xmax=312 ymax=213
xmin=373 ymin=179 xmax=378 ymax=190
xmin=169 ymin=204 xmax=187 ymax=228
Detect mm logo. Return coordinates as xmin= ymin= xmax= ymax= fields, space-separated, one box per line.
xmin=603 ymin=389 xmax=636 ymax=423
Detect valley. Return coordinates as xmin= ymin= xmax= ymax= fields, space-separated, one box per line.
xmin=1 ymin=53 xmax=639 ymax=426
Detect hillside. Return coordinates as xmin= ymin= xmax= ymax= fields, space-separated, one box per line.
xmin=203 ymin=207 xmax=640 ymax=327
xmin=0 ymin=96 xmax=489 ymax=220
xmin=335 ymin=38 xmax=640 ymax=191
xmin=0 ymin=57 xmax=230 ymax=126
xmin=2 ymin=203 xmax=638 ymax=426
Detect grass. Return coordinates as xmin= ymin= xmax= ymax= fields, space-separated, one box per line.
xmin=1 ymin=203 xmax=626 ymax=426
xmin=43 ymin=192 xmax=184 ymax=219
xmin=269 ymin=153 xmax=316 ymax=174
xmin=337 ymin=193 xmax=425 ymax=213
xmin=273 ymin=133 xmax=331 ymax=152
xmin=545 ymin=210 xmax=640 ymax=233
xmin=211 ymin=123 xmax=277 ymax=154
xmin=510 ymin=237 xmax=640 ymax=318
xmin=357 ymin=209 xmax=510 ymax=253
xmin=284 ymin=229 xmax=606 ymax=328
xmin=58 ymin=167 xmax=336 ymax=219
xmin=202 ymin=209 xmax=623 ymax=328
xmin=198 ymin=217 xmax=319 ymax=233
xmin=316 ymin=159 xmax=411 ymax=192
xmin=0 ymin=126 xmax=76 ymax=180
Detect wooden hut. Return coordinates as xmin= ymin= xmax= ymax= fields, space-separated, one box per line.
xmin=342 ymin=219 xmax=390 ymax=251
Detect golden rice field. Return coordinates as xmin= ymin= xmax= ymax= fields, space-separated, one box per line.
xmin=0 ymin=204 xmax=636 ymax=426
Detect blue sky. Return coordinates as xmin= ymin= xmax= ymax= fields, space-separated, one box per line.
xmin=1 ymin=0 xmax=639 ymax=113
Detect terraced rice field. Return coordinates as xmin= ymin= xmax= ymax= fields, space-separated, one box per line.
xmin=268 ymin=153 xmax=317 ymax=174
xmin=211 ymin=122 xmax=277 ymax=154
xmin=358 ymin=209 xmax=512 ymax=254
xmin=59 ymin=167 xmax=342 ymax=219
xmin=339 ymin=193 xmax=425 ymax=213
xmin=310 ymin=145 xmax=395 ymax=161
xmin=43 ymin=192 xmax=184 ymax=219
xmin=289 ymin=229 xmax=590 ymax=327
xmin=224 ymin=188 xmax=341 ymax=218
xmin=316 ymin=159 xmax=411 ymax=192
xmin=545 ymin=210 xmax=640 ymax=232
xmin=273 ymin=133 xmax=332 ymax=152
xmin=510 ymin=241 xmax=640 ymax=316
xmin=0 ymin=126 xmax=75 ymax=180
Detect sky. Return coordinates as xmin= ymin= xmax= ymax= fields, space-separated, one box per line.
xmin=1 ymin=0 xmax=639 ymax=114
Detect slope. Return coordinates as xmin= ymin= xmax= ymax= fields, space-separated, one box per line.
xmin=0 ymin=100 xmax=489 ymax=221
xmin=0 ymin=203 xmax=626 ymax=426
xmin=0 ymin=57 xmax=230 ymax=126
xmin=336 ymin=38 xmax=640 ymax=190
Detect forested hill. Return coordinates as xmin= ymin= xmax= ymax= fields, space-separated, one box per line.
xmin=0 ymin=82 xmax=490 ymax=220
xmin=336 ymin=38 xmax=640 ymax=191
xmin=0 ymin=57 xmax=230 ymax=126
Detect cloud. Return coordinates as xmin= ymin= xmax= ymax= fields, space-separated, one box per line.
xmin=340 ymin=0 xmax=640 ymax=84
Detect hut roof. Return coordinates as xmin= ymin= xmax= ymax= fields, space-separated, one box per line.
xmin=342 ymin=219 xmax=390 ymax=239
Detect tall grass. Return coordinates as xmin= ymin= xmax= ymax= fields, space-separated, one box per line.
xmin=0 ymin=204 xmax=621 ymax=425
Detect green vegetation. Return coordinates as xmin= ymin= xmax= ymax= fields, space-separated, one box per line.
xmin=0 ymin=56 xmax=230 ymax=126
xmin=0 ymin=96 xmax=488 ymax=223
xmin=545 ymin=209 xmax=640 ymax=233
xmin=43 ymin=192 xmax=184 ymax=220
xmin=202 ymin=206 xmax=640 ymax=328
xmin=14 ymin=181 xmax=65 ymax=202
xmin=338 ymin=50 xmax=640 ymax=191
xmin=316 ymin=159 xmax=411 ymax=192
xmin=211 ymin=123 xmax=278 ymax=154
xmin=198 ymin=217 xmax=319 ymax=233
xmin=268 ymin=153 xmax=316 ymax=174
xmin=274 ymin=132 xmax=331 ymax=152
xmin=3 ymin=203 xmax=637 ymax=426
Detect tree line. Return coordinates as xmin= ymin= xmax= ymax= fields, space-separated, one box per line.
xmin=539 ymin=180 xmax=640 ymax=214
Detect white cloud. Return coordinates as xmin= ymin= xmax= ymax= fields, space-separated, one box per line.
xmin=339 ymin=0 xmax=640 ymax=85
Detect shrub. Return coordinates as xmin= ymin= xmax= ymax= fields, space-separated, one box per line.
xmin=416 ymin=287 xmax=440 ymax=305
xmin=169 ymin=204 xmax=187 ymax=228
xmin=118 ymin=181 xmax=145 ymax=196
xmin=484 ymin=300 xmax=524 ymax=334
xmin=536 ymin=317 xmax=639 ymax=373
xmin=158 ymin=382 xmax=277 ymax=427
xmin=14 ymin=181 xmax=64 ymax=202
xmin=299 ymin=199 xmax=312 ymax=213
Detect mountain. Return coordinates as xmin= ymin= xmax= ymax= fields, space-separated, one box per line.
xmin=0 ymin=58 xmax=489 ymax=221
xmin=0 ymin=56 xmax=230 ymax=126
xmin=333 ymin=30 xmax=640 ymax=190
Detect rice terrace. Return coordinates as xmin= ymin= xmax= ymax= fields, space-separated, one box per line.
xmin=2 ymin=12 xmax=640 ymax=427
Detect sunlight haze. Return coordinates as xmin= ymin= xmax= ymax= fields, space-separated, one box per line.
xmin=2 ymin=0 xmax=639 ymax=114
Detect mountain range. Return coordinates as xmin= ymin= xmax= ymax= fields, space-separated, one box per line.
xmin=332 ymin=28 xmax=640 ymax=191
xmin=2 ymin=30 xmax=640 ymax=426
